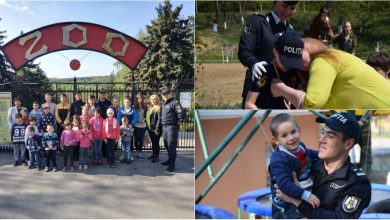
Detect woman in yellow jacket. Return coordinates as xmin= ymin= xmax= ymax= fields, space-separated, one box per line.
xmin=270 ymin=31 xmax=390 ymax=109
xmin=55 ymin=93 xmax=70 ymax=138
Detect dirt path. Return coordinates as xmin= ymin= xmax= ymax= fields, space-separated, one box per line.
xmin=196 ymin=63 xmax=246 ymax=108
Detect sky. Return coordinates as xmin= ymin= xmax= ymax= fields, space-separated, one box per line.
xmin=0 ymin=0 xmax=194 ymax=79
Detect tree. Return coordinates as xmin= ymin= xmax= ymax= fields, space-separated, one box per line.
xmin=0 ymin=18 xmax=14 ymax=92
xmin=134 ymin=0 xmax=194 ymax=91
xmin=13 ymin=62 xmax=52 ymax=110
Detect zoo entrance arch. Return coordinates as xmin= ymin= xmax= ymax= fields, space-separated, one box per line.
xmin=1 ymin=22 xmax=147 ymax=71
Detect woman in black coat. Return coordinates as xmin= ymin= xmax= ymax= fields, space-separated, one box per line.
xmin=146 ymin=94 xmax=162 ymax=162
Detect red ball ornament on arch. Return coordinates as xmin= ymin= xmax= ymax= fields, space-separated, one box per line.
xmin=70 ymin=59 xmax=81 ymax=71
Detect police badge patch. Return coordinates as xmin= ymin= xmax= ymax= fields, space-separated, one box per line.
xmin=342 ymin=195 xmax=361 ymax=213
xmin=243 ymin=24 xmax=256 ymax=35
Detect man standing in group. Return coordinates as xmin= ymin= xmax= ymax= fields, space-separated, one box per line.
xmin=70 ymin=91 xmax=85 ymax=118
xmin=160 ymin=90 xmax=185 ymax=172
xmin=276 ymin=112 xmax=371 ymax=218
xmin=95 ymin=89 xmax=111 ymax=157
xmin=238 ymin=1 xmax=299 ymax=108
xmin=95 ymin=89 xmax=111 ymax=119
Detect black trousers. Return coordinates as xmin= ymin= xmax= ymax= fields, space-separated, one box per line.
xmin=73 ymin=143 xmax=80 ymax=162
xmin=162 ymin=124 xmax=178 ymax=166
xmin=148 ymin=129 xmax=161 ymax=158
xmin=63 ymin=146 xmax=74 ymax=167
xmin=46 ymin=150 xmax=57 ymax=167
xmin=106 ymin=139 xmax=116 ymax=165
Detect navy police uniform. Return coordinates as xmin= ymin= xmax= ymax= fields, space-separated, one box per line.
xmin=238 ymin=12 xmax=293 ymax=108
xmin=249 ymin=62 xmax=301 ymax=109
xmin=297 ymin=157 xmax=371 ymax=218
xmin=161 ymin=97 xmax=185 ymax=169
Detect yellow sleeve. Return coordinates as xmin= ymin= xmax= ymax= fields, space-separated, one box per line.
xmin=304 ymin=57 xmax=337 ymax=109
xmin=55 ymin=104 xmax=61 ymax=123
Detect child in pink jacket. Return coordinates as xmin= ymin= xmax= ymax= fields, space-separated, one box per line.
xmin=89 ymin=108 xmax=104 ymax=165
xmin=102 ymin=108 xmax=119 ymax=168
xmin=60 ymin=121 xmax=77 ymax=171
xmin=78 ymin=121 xmax=92 ymax=171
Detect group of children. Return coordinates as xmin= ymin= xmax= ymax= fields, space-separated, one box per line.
xmin=11 ymin=103 xmax=136 ymax=172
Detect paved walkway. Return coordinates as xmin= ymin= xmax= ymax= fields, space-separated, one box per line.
xmin=0 ymin=151 xmax=194 ymax=219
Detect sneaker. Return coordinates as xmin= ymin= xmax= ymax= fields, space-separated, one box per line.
xmin=28 ymin=165 xmax=34 ymax=169
xmin=138 ymin=154 xmax=143 ymax=160
xmin=13 ymin=161 xmax=18 ymax=167
xmin=79 ymin=165 xmax=83 ymax=171
xmin=83 ymin=165 xmax=88 ymax=171
xmin=93 ymin=160 xmax=97 ymax=165
xmin=111 ymin=165 xmax=116 ymax=168
xmin=62 ymin=167 xmax=67 ymax=172
xmin=107 ymin=165 xmax=111 ymax=168
xmin=45 ymin=166 xmax=49 ymax=172
xmin=126 ymin=159 xmax=131 ymax=164
xmin=70 ymin=167 xmax=75 ymax=172
xmin=120 ymin=159 xmax=125 ymax=163
xmin=151 ymin=157 xmax=159 ymax=163
xmin=53 ymin=167 xmax=58 ymax=172
xmin=130 ymin=157 xmax=135 ymax=161
xmin=147 ymin=155 xmax=154 ymax=160
xmin=98 ymin=160 xmax=102 ymax=165
xmin=161 ymin=160 xmax=170 ymax=166
xmin=22 ymin=160 xmax=28 ymax=166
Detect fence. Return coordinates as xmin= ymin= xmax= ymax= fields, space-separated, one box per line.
xmin=0 ymin=78 xmax=195 ymax=152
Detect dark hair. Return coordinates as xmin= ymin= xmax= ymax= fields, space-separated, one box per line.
xmin=341 ymin=131 xmax=356 ymax=145
xmin=15 ymin=113 xmax=22 ymax=119
xmin=33 ymin=101 xmax=39 ymax=105
xmin=89 ymin=95 xmax=96 ymax=100
xmin=29 ymin=116 xmax=36 ymax=121
xmin=93 ymin=107 xmax=101 ymax=113
xmin=270 ymin=113 xmax=299 ymax=137
xmin=47 ymin=123 xmax=54 ymax=128
xmin=14 ymin=97 xmax=22 ymax=102
xmin=121 ymin=115 xmax=129 ymax=122
xmin=27 ymin=126 xmax=35 ymax=132
xmin=367 ymin=52 xmax=390 ymax=73
xmin=60 ymin=93 xmax=67 ymax=97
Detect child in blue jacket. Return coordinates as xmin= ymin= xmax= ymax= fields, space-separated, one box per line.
xmin=268 ymin=113 xmax=320 ymax=219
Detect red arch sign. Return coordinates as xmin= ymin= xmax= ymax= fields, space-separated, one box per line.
xmin=1 ymin=22 xmax=147 ymax=71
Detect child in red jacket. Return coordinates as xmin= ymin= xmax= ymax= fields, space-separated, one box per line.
xmin=103 ymin=108 xmax=119 ymax=168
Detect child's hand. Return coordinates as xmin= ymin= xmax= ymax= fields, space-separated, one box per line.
xmin=115 ymin=139 xmax=119 ymax=143
xmin=307 ymin=194 xmax=320 ymax=208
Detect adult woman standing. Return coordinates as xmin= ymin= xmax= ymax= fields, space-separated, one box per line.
xmin=332 ymin=21 xmax=357 ymax=55
xmin=134 ymin=94 xmax=147 ymax=160
xmin=270 ymin=31 xmax=390 ymax=109
xmin=55 ymin=93 xmax=70 ymax=138
xmin=146 ymin=94 xmax=162 ymax=163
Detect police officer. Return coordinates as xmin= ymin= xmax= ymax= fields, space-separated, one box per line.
xmin=276 ymin=112 xmax=371 ymax=218
xmin=238 ymin=1 xmax=299 ymax=108
xmin=160 ymin=89 xmax=185 ymax=172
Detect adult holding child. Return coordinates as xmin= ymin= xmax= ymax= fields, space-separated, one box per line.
xmin=117 ymin=96 xmax=138 ymax=156
xmin=275 ymin=112 xmax=371 ymax=218
xmin=270 ymin=31 xmax=390 ymax=109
